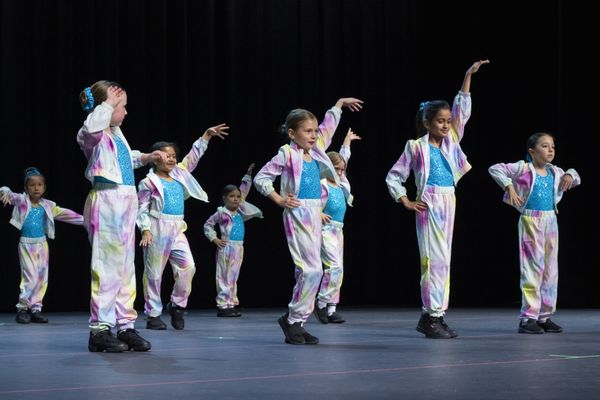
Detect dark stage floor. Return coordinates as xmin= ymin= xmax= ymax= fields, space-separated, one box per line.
xmin=1 ymin=308 xmax=599 ymax=399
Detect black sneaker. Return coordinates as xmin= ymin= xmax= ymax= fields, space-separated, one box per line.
xmin=16 ymin=310 xmax=31 ymax=324
xmin=166 ymin=302 xmax=185 ymax=330
xmin=146 ymin=316 xmax=167 ymax=330
xmin=314 ymin=302 xmax=329 ymax=324
xmin=438 ymin=316 xmax=458 ymax=338
xmin=117 ymin=329 xmax=152 ymax=351
xmin=298 ymin=325 xmax=319 ymax=345
xmin=277 ymin=314 xmax=306 ymax=345
xmin=30 ymin=311 xmax=48 ymax=323
xmin=537 ymin=319 xmax=563 ymax=333
xmin=217 ymin=308 xmax=240 ymax=317
xmin=518 ymin=319 xmax=544 ymax=334
xmin=416 ymin=313 xmax=452 ymax=339
xmin=327 ymin=312 xmax=346 ymax=324
xmin=88 ymin=330 xmax=129 ymax=353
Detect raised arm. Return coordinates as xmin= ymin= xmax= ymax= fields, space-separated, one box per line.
xmin=450 ymin=60 xmax=489 ymax=142
xmin=239 ymin=163 xmax=255 ymax=200
xmin=317 ymin=98 xmax=363 ymax=151
xmin=339 ymin=128 xmax=361 ymax=164
xmin=460 ymin=60 xmax=489 ymax=93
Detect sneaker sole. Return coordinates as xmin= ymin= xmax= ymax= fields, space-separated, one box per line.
xmin=416 ymin=326 xmax=453 ymax=339
xmin=518 ymin=329 xmax=545 ymax=334
xmin=88 ymin=344 xmax=127 ymax=353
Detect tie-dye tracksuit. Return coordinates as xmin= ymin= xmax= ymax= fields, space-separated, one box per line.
xmin=317 ymin=145 xmax=354 ymax=308
xmin=77 ymin=102 xmax=145 ymax=333
xmin=386 ymin=91 xmax=472 ymax=317
xmin=254 ymin=106 xmax=343 ymax=324
xmin=488 ymin=161 xmax=581 ymax=320
xmin=136 ymin=138 xmax=211 ymax=317
xmin=203 ymin=174 xmax=263 ymax=309
xmin=0 ymin=187 xmax=83 ymax=312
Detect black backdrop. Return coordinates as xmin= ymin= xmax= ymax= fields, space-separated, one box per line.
xmin=0 ymin=1 xmax=594 ymax=313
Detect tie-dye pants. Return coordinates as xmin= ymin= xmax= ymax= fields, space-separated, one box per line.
xmin=283 ymin=199 xmax=323 ymax=324
xmin=84 ymin=184 xmax=138 ymax=333
xmin=16 ymin=237 xmax=49 ymax=312
xmin=318 ymin=221 xmax=344 ymax=306
xmin=518 ymin=210 xmax=559 ymax=320
xmin=143 ymin=214 xmax=196 ymax=317
xmin=416 ymin=185 xmax=456 ymax=317
xmin=215 ymin=240 xmax=244 ymax=309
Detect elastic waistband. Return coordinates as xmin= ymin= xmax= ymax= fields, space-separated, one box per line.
xmin=323 ymin=220 xmax=344 ymax=229
xmin=93 ymin=183 xmax=137 ymax=194
xmin=20 ymin=236 xmax=47 ymax=244
xmin=522 ymin=209 xmax=556 ymax=217
xmin=294 ymin=199 xmax=322 ymax=207
xmin=423 ymin=185 xmax=455 ymax=194
xmin=225 ymin=240 xmax=244 ymax=246
xmin=150 ymin=210 xmax=185 ymax=221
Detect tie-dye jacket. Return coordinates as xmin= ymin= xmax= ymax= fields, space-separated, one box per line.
xmin=204 ymin=175 xmax=263 ymax=242
xmin=320 ymin=144 xmax=354 ymax=207
xmin=386 ymin=91 xmax=472 ymax=201
xmin=0 ymin=187 xmax=84 ymax=239
xmin=254 ymin=107 xmax=342 ymax=198
xmin=488 ymin=161 xmax=581 ymax=214
xmin=77 ymin=102 xmax=144 ymax=185
xmin=136 ymin=137 xmax=210 ymax=232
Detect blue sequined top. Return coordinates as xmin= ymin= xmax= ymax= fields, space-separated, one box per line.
xmin=525 ymin=166 xmax=554 ymax=211
xmin=21 ymin=206 xmax=46 ymax=238
xmin=426 ymin=144 xmax=454 ymax=187
xmin=161 ymin=178 xmax=185 ymax=215
xmin=297 ymin=160 xmax=321 ymax=199
xmin=323 ymin=184 xmax=347 ymax=223
xmin=94 ymin=135 xmax=135 ymax=186
xmin=229 ymin=213 xmax=245 ymax=241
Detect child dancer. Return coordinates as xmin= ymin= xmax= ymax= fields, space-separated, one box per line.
xmin=78 ymin=80 xmax=166 ymax=352
xmin=1 ymin=168 xmax=84 ymax=324
xmin=314 ymin=128 xmax=361 ymax=324
xmin=203 ymin=164 xmax=263 ymax=317
xmin=386 ymin=60 xmax=489 ymax=339
xmin=254 ymin=97 xmax=363 ymax=345
xmin=137 ymin=125 xmax=229 ymax=330
xmin=488 ymin=132 xmax=580 ymax=334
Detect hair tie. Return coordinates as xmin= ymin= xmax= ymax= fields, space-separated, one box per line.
xmin=82 ymin=87 xmax=95 ymax=111
xmin=419 ymin=101 xmax=428 ymax=111
xmin=24 ymin=168 xmax=42 ymax=184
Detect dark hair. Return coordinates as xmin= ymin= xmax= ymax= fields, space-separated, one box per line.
xmin=525 ymin=132 xmax=554 ymax=162
xmin=414 ymin=100 xmax=450 ymax=137
xmin=148 ymin=141 xmax=179 ymax=169
xmin=23 ymin=167 xmax=45 ymax=185
xmin=79 ymin=80 xmax=125 ymax=113
xmin=222 ymin=184 xmax=241 ymax=202
xmin=278 ymin=108 xmax=317 ymax=139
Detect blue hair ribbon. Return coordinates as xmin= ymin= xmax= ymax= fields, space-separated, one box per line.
xmin=82 ymin=87 xmax=95 ymax=111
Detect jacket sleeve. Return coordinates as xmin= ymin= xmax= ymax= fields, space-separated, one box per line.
xmin=0 ymin=186 xmax=25 ymax=206
xmin=179 ymin=137 xmax=209 ymax=173
xmin=203 ymin=211 xmax=220 ymax=242
xmin=339 ymin=144 xmax=351 ymax=164
xmin=254 ymin=148 xmax=286 ymax=196
xmin=450 ymin=91 xmax=471 ymax=143
xmin=76 ymin=102 xmax=113 ymax=158
xmin=52 ymin=206 xmax=84 ymax=226
xmin=316 ymin=107 xmax=342 ymax=151
xmin=136 ymin=179 xmax=153 ymax=232
xmin=239 ymin=174 xmax=253 ymax=200
xmin=385 ymin=141 xmax=414 ymax=201
xmin=488 ymin=161 xmax=524 ymax=190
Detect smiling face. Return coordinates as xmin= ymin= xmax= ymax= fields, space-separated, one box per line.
xmin=224 ymin=189 xmax=242 ymax=212
xmin=288 ymin=118 xmax=319 ymax=152
xmin=528 ymin=134 xmax=555 ymax=166
xmin=154 ymin=146 xmax=177 ymax=175
xmin=424 ymin=108 xmax=452 ymax=143
xmin=25 ymin=176 xmax=46 ymax=203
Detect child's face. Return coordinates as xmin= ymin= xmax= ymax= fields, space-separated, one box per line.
xmin=224 ymin=190 xmax=242 ymax=211
xmin=528 ymin=135 xmax=555 ymax=165
xmin=25 ymin=176 xmax=46 ymax=202
xmin=110 ymin=92 xmax=128 ymax=127
xmin=289 ymin=118 xmax=318 ymax=152
xmin=333 ymin=159 xmax=346 ymax=179
xmin=154 ymin=146 xmax=177 ymax=174
xmin=424 ymin=109 xmax=452 ymax=141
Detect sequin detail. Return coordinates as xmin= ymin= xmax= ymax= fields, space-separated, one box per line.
xmin=229 ymin=213 xmax=245 ymax=241
xmin=297 ymin=160 xmax=321 ymax=199
xmin=323 ymin=185 xmax=347 ymax=223
xmin=21 ymin=206 xmax=46 ymax=238
xmin=161 ymin=178 xmax=185 ymax=215
xmin=426 ymin=144 xmax=454 ymax=187
xmin=525 ymin=166 xmax=554 ymax=211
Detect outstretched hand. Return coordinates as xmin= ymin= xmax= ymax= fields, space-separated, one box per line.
xmin=105 ymin=86 xmax=125 ymax=108
xmin=466 ymin=60 xmax=490 ymax=76
xmin=203 ymin=123 xmax=230 ymax=140
xmin=336 ymin=98 xmax=364 ymax=112
xmin=246 ymin=163 xmax=255 ymax=176
xmin=343 ymin=128 xmax=362 ymax=146
xmin=1 ymin=192 xmax=10 ymax=207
